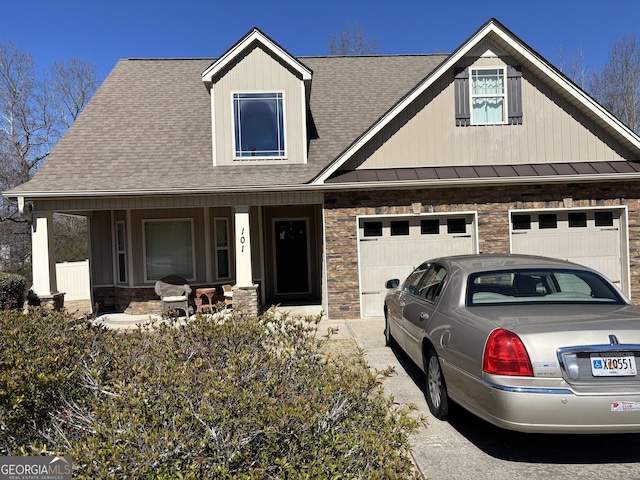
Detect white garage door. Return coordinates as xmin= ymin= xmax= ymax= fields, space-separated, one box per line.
xmin=510 ymin=209 xmax=624 ymax=288
xmin=359 ymin=214 xmax=476 ymax=317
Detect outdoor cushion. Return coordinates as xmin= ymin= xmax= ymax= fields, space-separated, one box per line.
xmin=162 ymin=295 xmax=188 ymax=302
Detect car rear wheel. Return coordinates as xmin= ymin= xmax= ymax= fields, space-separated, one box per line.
xmin=425 ymin=348 xmax=449 ymax=420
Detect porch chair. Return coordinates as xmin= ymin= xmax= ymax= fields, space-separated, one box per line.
xmin=222 ymin=284 xmax=233 ymax=309
xmin=155 ymin=275 xmax=192 ymax=317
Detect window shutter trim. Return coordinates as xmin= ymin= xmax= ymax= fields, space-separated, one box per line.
xmin=454 ymin=67 xmax=470 ymax=127
xmin=507 ymin=65 xmax=523 ymax=125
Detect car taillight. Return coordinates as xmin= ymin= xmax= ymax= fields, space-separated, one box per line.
xmin=483 ymin=328 xmax=533 ymax=376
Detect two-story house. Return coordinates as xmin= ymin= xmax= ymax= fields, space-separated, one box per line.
xmin=5 ymin=18 xmax=640 ymax=319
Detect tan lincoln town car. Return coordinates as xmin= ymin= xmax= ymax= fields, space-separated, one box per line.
xmin=384 ymin=254 xmax=640 ymax=433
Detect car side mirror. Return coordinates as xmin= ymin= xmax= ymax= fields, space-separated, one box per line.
xmin=386 ymin=279 xmax=400 ymax=289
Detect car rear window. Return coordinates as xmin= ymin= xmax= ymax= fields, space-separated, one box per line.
xmin=467 ymin=268 xmax=624 ymax=306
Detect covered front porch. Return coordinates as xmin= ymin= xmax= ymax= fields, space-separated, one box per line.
xmin=27 ymin=191 xmax=325 ymax=317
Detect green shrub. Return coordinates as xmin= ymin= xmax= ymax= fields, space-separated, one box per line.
xmin=0 ymin=272 xmax=27 ymax=310
xmin=0 ymin=309 xmax=109 ymax=452
xmin=0 ymin=308 xmax=423 ymax=479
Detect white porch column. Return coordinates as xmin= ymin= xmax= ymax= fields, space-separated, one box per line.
xmin=31 ymin=210 xmax=58 ymax=296
xmin=234 ymin=205 xmax=253 ymax=287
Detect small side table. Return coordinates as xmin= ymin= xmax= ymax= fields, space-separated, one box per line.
xmin=195 ymin=287 xmax=216 ymax=313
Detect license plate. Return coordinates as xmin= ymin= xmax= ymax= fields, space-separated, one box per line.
xmin=591 ymin=354 xmax=637 ymax=377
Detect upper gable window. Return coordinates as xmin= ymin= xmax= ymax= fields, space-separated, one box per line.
xmin=454 ymin=64 xmax=522 ymax=126
xmin=233 ymin=92 xmax=285 ymax=158
xmin=470 ymin=67 xmax=506 ymax=125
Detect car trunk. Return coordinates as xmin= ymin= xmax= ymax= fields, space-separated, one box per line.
xmin=468 ymin=303 xmax=640 ymax=392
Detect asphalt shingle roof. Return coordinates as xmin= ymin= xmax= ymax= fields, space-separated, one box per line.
xmin=10 ymin=54 xmax=448 ymax=195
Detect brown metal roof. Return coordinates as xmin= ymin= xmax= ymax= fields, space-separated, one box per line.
xmin=325 ymin=161 xmax=640 ymax=184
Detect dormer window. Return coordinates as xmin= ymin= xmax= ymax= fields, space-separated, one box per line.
xmin=470 ymin=67 xmax=506 ymax=125
xmin=233 ymin=92 xmax=285 ymax=158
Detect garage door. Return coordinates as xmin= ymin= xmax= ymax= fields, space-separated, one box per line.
xmin=359 ymin=214 xmax=476 ymax=317
xmin=510 ymin=209 xmax=624 ymax=288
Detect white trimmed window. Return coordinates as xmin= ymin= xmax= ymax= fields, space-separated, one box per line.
xmin=470 ymin=67 xmax=506 ymax=125
xmin=143 ymin=219 xmax=194 ymax=281
xmin=214 ymin=218 xmax=230 ymax=279
xmin=233 ymin=92 xmax=285 ymax=158
xmin=115 ymin=221 xmax=127 ymax=284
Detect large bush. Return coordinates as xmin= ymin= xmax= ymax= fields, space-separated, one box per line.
xmin=0 ymin=308 xmax=423 ymax=479
xmin=0 ymin=309 xmax=104 ymax=450
xmin=0 ymin=272 xmax=26 ymax=309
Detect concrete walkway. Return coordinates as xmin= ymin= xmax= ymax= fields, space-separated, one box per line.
xmin=93 ymin=304 xmax=325 ymax=329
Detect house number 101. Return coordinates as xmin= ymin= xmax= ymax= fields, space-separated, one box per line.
xmin=240 ymin=228 xmax=246 ymax=252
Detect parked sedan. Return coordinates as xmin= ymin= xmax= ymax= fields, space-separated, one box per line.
xmin=384 ymin=254 xmax=640 ymax=433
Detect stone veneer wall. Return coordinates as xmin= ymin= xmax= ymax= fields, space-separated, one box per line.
xmin=93 ymin=286 xmax=165 ymax=315
xmin=232 ymin=284 xmax=260 ymax=317
xmin=324 ymin=181 xmax=640 ymax=320
xmin=93 ymin=284 xmax=260 ymax=316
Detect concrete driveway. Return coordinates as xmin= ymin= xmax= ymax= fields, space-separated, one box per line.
xmin=325 ymin=317 xmax=640 ymax=480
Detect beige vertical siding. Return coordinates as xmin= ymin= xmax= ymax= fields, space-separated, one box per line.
xmin=213 ymin=44 xmax=306 ymax=165
xmin=352 ymin=57 xmax=630 ymax=170
xmin=89 ymin=210 xmax=114 ymax=286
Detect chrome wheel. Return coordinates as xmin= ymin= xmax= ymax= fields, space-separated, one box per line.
xmin=428 ymin=356 xmax=443 ymax=407
xmin=425 ymin=349 xmax=449 ymax=420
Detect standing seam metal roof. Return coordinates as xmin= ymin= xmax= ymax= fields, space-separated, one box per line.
xmin=325 ymin=161 xmax=640 ymax=183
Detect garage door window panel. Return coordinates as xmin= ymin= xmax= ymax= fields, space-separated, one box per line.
xmin=568 ymin=213 xmax=587 ymax=228
xmin=391 ymin=220 xmax=410 ymax=236
xmin=595 ymin=211 xmax=614 ymax=227
xmin=421 ymin=219 xmax=440 ymax=234
xmin=447 ymin=218 xmax=467 ymax=234
xmin=538 ymin=214 xmax=557 ymax=229
xmin=363 ymin=221 xmax=383 ymax=237
xmin=512 ymin=214 xmax=531 ymax=230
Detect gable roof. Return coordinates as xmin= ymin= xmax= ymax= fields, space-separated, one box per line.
xmin=5 ymin=54 xmax=446 ymax=197
xmin=5 ymin=19 xmax=640 ymax=200
xmin=201 ymin=27 xmax=312 ymax=85
xmin=313 ymin=18 xmax=640 ymax=184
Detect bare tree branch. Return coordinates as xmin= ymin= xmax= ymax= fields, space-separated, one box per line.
xmin=589 ymin=33 xmax=640 ymax=134
xmin=328 ymin=23 xmax=379 ymax=56
xmin=557 ymin=44 xmax=589 ymax=90
xmin=0 ymin=41 xmax=99 ymax=275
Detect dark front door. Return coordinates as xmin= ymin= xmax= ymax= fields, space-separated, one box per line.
xmin=274 ymin=219 xmax=309 ymax=295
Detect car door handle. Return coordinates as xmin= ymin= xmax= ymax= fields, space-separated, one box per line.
xmin=420 ymin=312 xmax=429 ymax=321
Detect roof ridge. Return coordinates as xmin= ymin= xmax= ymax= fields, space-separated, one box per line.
xmin=125 ymin=57 xmax=216 ymax=61
xmin=297 ymin=53 xmax=450 ymax=59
